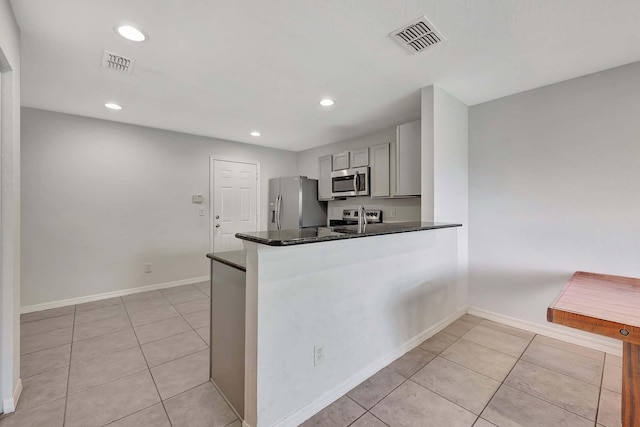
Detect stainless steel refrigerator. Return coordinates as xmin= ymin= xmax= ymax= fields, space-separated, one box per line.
xmin=268 ymin=176 xmax=327 ymax=230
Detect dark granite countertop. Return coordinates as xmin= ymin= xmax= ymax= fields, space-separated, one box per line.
xmin=206 ymin=250 xmax=246 ymax=271
xmin=235 ymin=222 xmax=462 ymax=247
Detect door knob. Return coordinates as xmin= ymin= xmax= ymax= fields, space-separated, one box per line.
xmin=215 ymin=215 xmax=220 ymax=219
xmin=215 ymin=224 xmax=220 ymax=228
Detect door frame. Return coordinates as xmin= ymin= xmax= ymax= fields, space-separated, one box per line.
xmin=0 ymin=47 xmax=21 ymax=414
xmin=209 ymin=157 xmax=261 ymax=253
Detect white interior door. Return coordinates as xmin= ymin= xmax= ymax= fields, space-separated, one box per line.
xmin=212 ymin=159 xmax=258 ymax=252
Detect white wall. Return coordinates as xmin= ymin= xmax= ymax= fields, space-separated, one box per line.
xmin=420 ymin=86 xmax=435 ymax=221
xmin=244 ymin=227 xmax=460 ymax=427
xmin=297 ymin=126 xmax=421 ymax=223
xmin=469 ymin=61 xmax=640 ymax=330
xmin=433 ymin=86 xmax=469 ymax=309
xmin=0 ymin=0 xmax=21 ymax=413
xmin=21 ymin=108 xmax=297 ymax=307
xmin=421 ymin=86 xmax=469 ymax=309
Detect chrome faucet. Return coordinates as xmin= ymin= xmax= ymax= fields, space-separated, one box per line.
xmin=357 ymin=205 xmax=367 ymax=233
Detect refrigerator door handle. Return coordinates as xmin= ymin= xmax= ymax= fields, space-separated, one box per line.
xmin=275 ymin=195 xmax=279 ymax=230
xmin=276 ymin=194 xmax=282 ymax=230
xmin=279 ymin=195 xmax=283 ymax=230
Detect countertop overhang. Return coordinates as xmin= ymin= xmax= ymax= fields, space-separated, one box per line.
xmin=234 ymin=222 xmax=462 ymax=247
xmin=206 ymin=250 xmax=247 ymax=271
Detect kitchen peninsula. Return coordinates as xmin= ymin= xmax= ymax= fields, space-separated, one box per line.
xmin=208 ymin=222 xmax=463 ymax=427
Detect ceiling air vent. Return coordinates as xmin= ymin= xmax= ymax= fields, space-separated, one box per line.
xmin=101 ymin=50 xmax=135 ymax=74
xmin=390 ymin=16 xmax=446 ymax=54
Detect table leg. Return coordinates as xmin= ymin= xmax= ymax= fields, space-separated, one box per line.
xmin=623 ymin=342 xmax=640 ymax=427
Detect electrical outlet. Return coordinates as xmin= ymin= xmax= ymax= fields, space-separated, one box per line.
xmin=314 ymin=345 xmax=324 ymax=366
xmin=144 ymin=263 xmax=152 ymax=273
xmin=390 ymin=208 xmax=397 ymax=218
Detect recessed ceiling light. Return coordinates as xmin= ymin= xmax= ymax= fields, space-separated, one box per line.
xmin=116 ymin=25 xmax=147 ymax=42
xmin=105 ymin=103 xmax=123 ymax=110
xmin=250 ymin=131 xmax=261 ymax=137
xmin=320 ymin=99 xmax=335 ymax=107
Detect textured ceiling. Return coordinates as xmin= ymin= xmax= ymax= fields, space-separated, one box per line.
xmin=11 ymin=0 xmax=640 ymax=151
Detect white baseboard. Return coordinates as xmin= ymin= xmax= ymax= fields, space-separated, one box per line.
xmin=1 ymin=378 xmax=22 ymax=414
xmin=467 ymin=306 xmax=622 ymax=357
xmin=21 ymin=276 xmax=210 ymax=314
xmin=272 ymin=308 xmax=468 ymax=427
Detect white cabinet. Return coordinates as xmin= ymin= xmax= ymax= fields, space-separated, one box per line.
xmin=395 ymin=120 xmax=421 ymax=196
xmin=370 ymin=143 xmax=390 ymax=198
xmin=350 ymin=147 xmax=369 ymax=168
xmin=318 ymin=155 xmax=333 ymax=201
xmin=315 ymin=119 xmax=420 ymax=200
xmin=332 ymin=151 xmax=350 ymax=170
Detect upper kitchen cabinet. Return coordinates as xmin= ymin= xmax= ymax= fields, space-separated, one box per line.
xmin=370 ymin=143 xmax=390 ymax=198
xmin=333 ymin=151 xmax=350 ymax=170
xmin=315 ymin=119 xmax=420 ymax=200
xmin=318 ymin=154 xmax=333 ymax=201
xmin=350 ymin=147 xmax=369 ymax=168
xmin=394 ymin=120 xmax=421 ymax=196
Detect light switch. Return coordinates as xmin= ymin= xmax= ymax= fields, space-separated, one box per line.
xmin=199 ymin=207 xmax=206 ymax=216
xmin=192 ymin=195 xmax=204 ymax=204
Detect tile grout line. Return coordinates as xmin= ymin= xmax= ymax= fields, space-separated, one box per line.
xmin=593 ymin=353 xmax=607 ymax=426
xmin=472 ymin=331 xmax=536 ymax=423
xmin=367 ymin=411 xmax=390 ymax=426
xmin=141 ymin=331 xmax=209 ymax=369
xmin=382 ymin=321 xmax=601 ymax=425
xmin=515 ymin=353 xmax=604 ymax=389
xmin=19 ymin=313 xmax=75 ymax=331
xmin=345 ymin=407 xmax=389 ymax=427
xmin=434 ymin=323 xmax=606 ymax=392
xmin=19 ymin=342 xmax=73 ymax=378
xmin=19 ymin=327 xmax=75 ymax=356
xmin=20 ymin=294 xmax=206 ymax=353
xmin=122 ymin=294 xmax=175 ymax=427
xmin=480 ymin=332 xmax=599 ymax=424
xmin=532 ymin=337 xmax=606 ymax=361
xmin=62 ymin=303 xmax=77 ymax=427
xmin=347 ymin=327 xmax=468 ymax=422
xmin=496 ymin=382 xmax=596 ymax=423
xmin=13 ymin=286 xmax=210 ymax=425
xmin=21 ymin=311 xmax=72 ymax=323
xmin=346 ymin=327 xmax=475 ymax=415
xmin=455 ymin=334 xmax=530 ymax=359
xmin=477 ymin=322 xmax=601 ymax=421
xmin=353 ymin=371 xmax=414 ymax=417
xmin=347 ymin=329 xmax=475 ymax=425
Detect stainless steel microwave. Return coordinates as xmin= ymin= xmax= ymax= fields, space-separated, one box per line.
xmin=331 ymin=167 xmax=369 ymax=197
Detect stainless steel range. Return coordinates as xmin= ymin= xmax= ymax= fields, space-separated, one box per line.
xmin=329 ymin=209 xmax=382 ymax=226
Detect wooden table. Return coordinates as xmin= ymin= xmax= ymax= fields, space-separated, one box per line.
xmin=548 ymin=271 xmax=640 ymax=427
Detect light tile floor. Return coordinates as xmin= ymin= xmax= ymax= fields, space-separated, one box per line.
xmin=0 ymin=282 xmax=240 ymax=427
xmin=2 ymin=294 xmax=623 ymax=427
xmin=302 ymin=314 xmax=623 ymax=427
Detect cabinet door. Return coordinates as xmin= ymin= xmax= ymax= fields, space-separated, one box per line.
xmin=318 ymin=155 xmax=333 ymax=201
xmin=350 ymin=147 xmax=369 ymax=168
xmin=333 ymin=151 xmax=350 ymax=170
xmin=370 ymin=143 xmax=390 ymax=198
xmin=396 ymin=120 xmax=421 ymax=196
